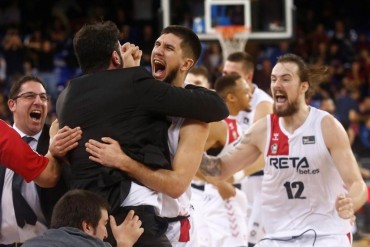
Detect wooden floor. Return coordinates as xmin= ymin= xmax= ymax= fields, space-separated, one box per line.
xmin=353 ymin=238 xmax=370 ymax=247
xmin=353 ymin=232 xmax=370 ymax=247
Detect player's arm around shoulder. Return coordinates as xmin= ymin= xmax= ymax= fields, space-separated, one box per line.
xmin=322 ymin=114 xmax=368 ymax=212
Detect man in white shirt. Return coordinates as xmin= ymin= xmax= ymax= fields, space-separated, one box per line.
xmin=1 ymin=75 xmax=80 ymax=245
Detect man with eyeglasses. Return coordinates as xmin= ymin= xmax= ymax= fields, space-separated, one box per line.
xmin=0 ymin=75 xmax=79 ymax=246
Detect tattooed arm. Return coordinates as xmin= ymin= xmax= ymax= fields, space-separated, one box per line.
xmin=200 ymin=119 xmax=266 ymax=179
xmin=200 ymin=154 xmax=222 ymax=177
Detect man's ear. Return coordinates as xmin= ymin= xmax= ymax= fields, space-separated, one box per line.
xmin=8 ymin=99 xmax=16 ymax=113
xmin=226 ymin=92 xmax=235 ymax=103
xmin=181 ymin=58 xmax=194 ymax=72
xmin=112 ymin=51 xmax=121 ymax=66
xmin=82 ymin=220 xmax=92 ymax=234
xmin=301 ymin=81 xmax=309 ymax=93
xmin=243 ymin=71 xmax=253 ymax=83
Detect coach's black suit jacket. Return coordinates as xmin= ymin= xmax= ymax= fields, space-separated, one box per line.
xmin=57 ymin=66 xmax=228 ymax=212
xmin=0 ymin=124 xmax=69 ymax=227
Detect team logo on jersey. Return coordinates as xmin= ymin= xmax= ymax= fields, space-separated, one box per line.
xmin=272 ymin=133 xmax=279 ymax=141
xmin=271 ymin=143 xmax=278 ymax=154
xmin=302 ymin=136 xmax=315 ymax=144
xmin=269 ymin=156 xmax=320 ymax=175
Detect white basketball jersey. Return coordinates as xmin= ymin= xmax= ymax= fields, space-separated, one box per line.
xmin=237 ymin=84 xmax=273 ymax=133
xmin=217 ymin=116 xmax=245 ymax=182
xmin=218 ymin=116 xmax=243 ymax=156
xmin=262 ymin=107 xmax=351 ymax=237
xmin=161 ymin=117 xmax=192 ymax=218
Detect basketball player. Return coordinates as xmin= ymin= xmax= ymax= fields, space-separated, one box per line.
xmin=191 ymin=73 xmax=252 ymax=246
xmin=85 ymin=25 xmax=219 ymax=246
xmin=200 ymin=53 xmax=368 ymax=247
xmin=223 ymin=52 xmax=273 ymax=246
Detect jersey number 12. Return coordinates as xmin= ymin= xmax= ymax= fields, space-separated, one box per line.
xmin=284 ymin=181 xmax=306 ymax=199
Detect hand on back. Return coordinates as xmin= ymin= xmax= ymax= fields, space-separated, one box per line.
xmin=49 ymin=119 xmax=82 ymax=158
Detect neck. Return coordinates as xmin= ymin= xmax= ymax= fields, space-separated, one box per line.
xmin=281 ymin=104 xmax=310 ymax=133
xmin=172 ymin=74 xmax=186 ymax=88
xmin=227 ymin=104 xmax=239 ymax=116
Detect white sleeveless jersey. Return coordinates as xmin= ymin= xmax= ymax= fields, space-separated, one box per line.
xmin=218 ymin=116 xmax=245 ymax=181
xmin=218 ymin=116 xmax=243 ymax=157
xmin=262 ymin=107 xmax=351 ymax=237
xmin=237 ymin=84 xmax=273 ymax=133
xmin=160 ymin=117 xmax=192 ymax=218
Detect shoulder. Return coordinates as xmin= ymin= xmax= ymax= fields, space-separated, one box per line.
xmin=321 ymin=112 xmax=343 ymax=132
xmin=319 ymin=110 xmax=348 ymax=147
xmin=0 ymin=120 xmax=11 ymax=133
xmin=251 ymin=115 xmax=269 ymax=141
xmin=209 ymin=120 xmax=227 ymax=133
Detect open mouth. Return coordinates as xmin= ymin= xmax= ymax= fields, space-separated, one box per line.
xmin=30 ymin=110 xmax=42 ymax=121
xmin=153 ymin=59 xmax=166 ymax=79
xmin=275 ymin=92 xmax=287 ymax=104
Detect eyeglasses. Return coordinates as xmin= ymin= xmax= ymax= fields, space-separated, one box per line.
xmin=13 ymin=92 xmax=50 ymax=102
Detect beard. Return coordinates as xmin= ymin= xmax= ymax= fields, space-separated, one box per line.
xmin=273 ymin=97 xmax=300 ymax=117
xmin=163 ymin=68 xmax=178 ymax=85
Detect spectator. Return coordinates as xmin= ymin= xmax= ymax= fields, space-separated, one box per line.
xmin=23 ymin=189 xmax=143 ymax=247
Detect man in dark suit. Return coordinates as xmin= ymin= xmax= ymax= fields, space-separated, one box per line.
xmin=0 ymin=75 xmax=71 ymax=246
xmin=57 ymin=21 xmax=228 ymax=247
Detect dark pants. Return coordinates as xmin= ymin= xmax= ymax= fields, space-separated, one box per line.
xmin=106 ymin=205 xmax=171 ymax=247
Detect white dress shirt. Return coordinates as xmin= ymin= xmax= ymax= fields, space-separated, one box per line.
xmin=0 ymin=126 xmax=47 ymax=244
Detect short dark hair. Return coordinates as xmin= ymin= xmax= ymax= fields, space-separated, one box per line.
xmin=51 ymin=190 xmax=111 ymax=230
xmin=73 ymin=21 xmax=121 ymax=74
xmin=214 ymin=73 xmax=242 ymax=99
xmin=161 ymin=25 xmax=202 ymax=65
xmin=226 ymin=52 xmax=254 ymax=73
xmin=8 ymin=75 xmax=46 ymax=99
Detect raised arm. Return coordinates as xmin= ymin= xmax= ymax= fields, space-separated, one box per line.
xmin=135 ymin=70 xmax=229 ymax=122
xmin=86 ymin=119 xmax=209 ymax=198
xmin=322 ymin=115 xmax=368 ymax=216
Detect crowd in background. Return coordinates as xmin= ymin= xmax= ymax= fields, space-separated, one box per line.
xmin=0 ymin=0 xmax=369 ymax=161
